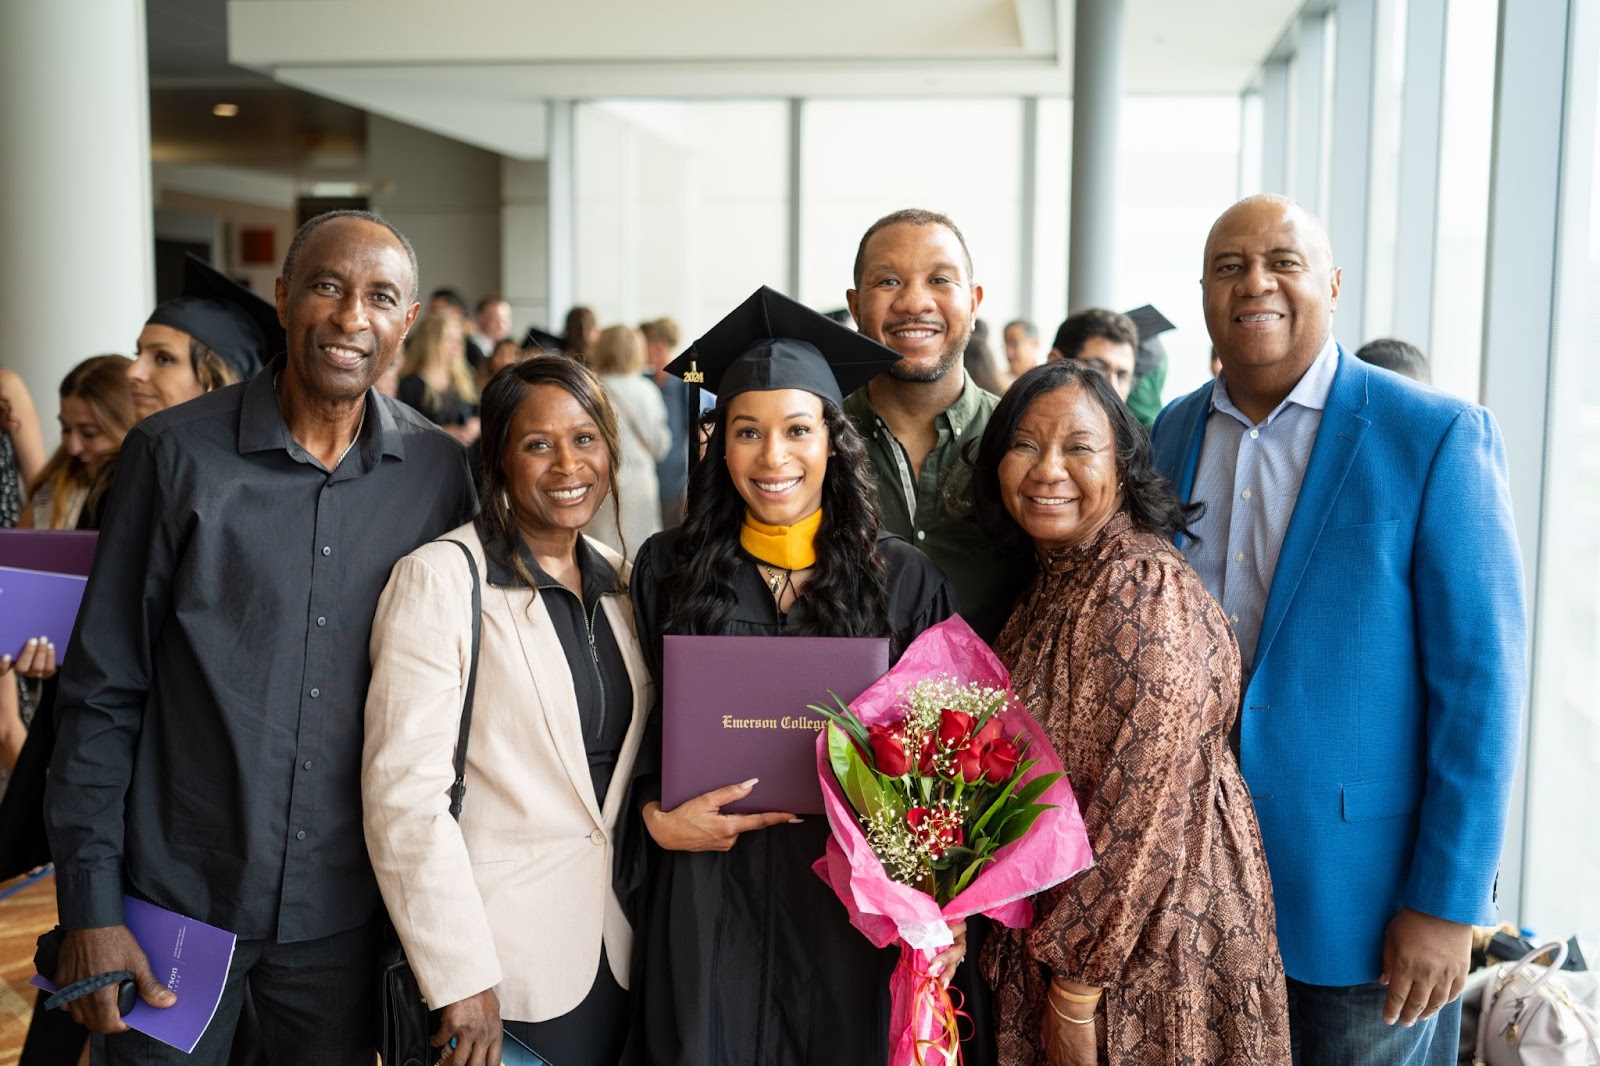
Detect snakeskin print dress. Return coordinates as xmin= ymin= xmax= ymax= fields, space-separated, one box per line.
xmin=981 ymin=512 xmax=1291 ymax=1065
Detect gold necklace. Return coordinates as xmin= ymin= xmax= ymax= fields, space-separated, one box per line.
xmin=758 ymin=562 xmax=789 ymax=600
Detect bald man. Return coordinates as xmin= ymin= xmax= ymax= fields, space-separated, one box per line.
xmin=1150 ymin=195 xmax=1525 ymax=1065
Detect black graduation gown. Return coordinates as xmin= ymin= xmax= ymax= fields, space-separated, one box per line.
xmin=630 ymin=528 xmax=954 ymax=1066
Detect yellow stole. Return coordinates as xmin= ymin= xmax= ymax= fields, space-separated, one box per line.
xmin=739 ymin=509 xmax=822 ymax=570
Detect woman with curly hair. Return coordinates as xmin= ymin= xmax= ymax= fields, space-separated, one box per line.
xmin=630 ymin=288 xmax=965 ymax=1066
xmin=968 ymin=360 xmax=1289 ymax=1065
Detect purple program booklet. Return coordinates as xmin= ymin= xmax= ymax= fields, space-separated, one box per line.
xmin=0 ymin=565 xmax=88 ymax=662
xmin=662 ymin=634 xmax=891 ymax=814
xmin=33 ymin=896 xmax=238 ymax=1053
xmin=0 ymin=529 xmax=98 ymax=576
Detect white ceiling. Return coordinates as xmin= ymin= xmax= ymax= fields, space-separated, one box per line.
xmin=227 ymin=0 xmax=1303 ymax=159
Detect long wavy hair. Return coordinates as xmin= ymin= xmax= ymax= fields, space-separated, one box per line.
xmin=29 ymin=355 xmax=137 ymax=527
xmin=663 ymin=396 xmax=890 ymax=637
xmin=477 ymin=356 xmax=626 ymax=594
xmin=965 ymin=359 xmax=1201 ymax=555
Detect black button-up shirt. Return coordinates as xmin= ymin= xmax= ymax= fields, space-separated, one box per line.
xmin=47 ymin=359 xmax=477 ymax=942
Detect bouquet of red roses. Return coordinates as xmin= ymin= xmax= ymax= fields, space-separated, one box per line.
xmin=811 ymin=616 xmax=1092 ymax=1066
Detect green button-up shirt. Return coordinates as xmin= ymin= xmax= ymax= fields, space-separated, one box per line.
xmin=844 ymin=374 xmax=1028 ymax=642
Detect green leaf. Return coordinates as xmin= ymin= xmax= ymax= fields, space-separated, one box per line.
xmin=1010 ymin=770 xmax=1065 ymax=810
xmin=832 ymin=725 xmax=892 ymax=818
xmin=950 ymin=852 xmax=991 ymax=896
xmin=994 ymin=803 xmax=1052 ymax=848
xmin=811 ymin=692 xmax=870 ymax=754
xmin=970 ymin=758 xmax=1040 ymax=839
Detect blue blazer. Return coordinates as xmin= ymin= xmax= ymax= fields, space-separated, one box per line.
xmin=1150 ymin=347 xmax=1526 ymax=985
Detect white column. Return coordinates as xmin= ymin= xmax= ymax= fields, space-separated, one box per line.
xmin=1260 ymin=59 xmax=1293 ymax=194
xmin=545 ymin=100 xmax=576 ymax=329
xmin=0 ymin=0 xmax=153 ymax=414
xmin=786 ymin=98 xmax=803 ymax=299
xmin=1067 ymin=0 xmax=1124 ymax=313
xmin=1019 ymin=97 xmax=1039 ymax=321
xmin=1326 ymin=0 xmax=1379 ymax=344
xmin=1289 ymin=13 xmax=1330 ymax=215
xmin=1390 ymin=0 xmax=1449 ymax=350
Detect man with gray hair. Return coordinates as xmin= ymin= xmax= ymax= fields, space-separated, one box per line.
xmin=46 ymin=211 xmax=476 ymax=1063
xmin=1150 ymin=194 xmax=1525 ymax=1064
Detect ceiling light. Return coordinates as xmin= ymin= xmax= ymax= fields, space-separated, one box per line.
xmin=212 ymin=103 xmax=239 ymax=118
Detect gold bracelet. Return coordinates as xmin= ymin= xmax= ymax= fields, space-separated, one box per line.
xmin=1048 ymin=981 xmax=1103 ymax=1005
xmin=1046 ymin=997 xmax=1096 ymax=1025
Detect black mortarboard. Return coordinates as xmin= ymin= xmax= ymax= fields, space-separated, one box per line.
xmin=145 ymin=255 xmax=282 ymax=380
xmin=521 ymin=326 xmax=564 ymax=353
xmin=664 ymin=286 xmax=899 ymax=407
xmin=1124 ymin=304 xmax=1176 ymax=378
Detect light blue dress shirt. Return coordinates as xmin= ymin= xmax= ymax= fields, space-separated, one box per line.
xmin=1183 ymin=335 xmax=1340 ymax=672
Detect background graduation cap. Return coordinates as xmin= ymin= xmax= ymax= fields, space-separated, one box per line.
xmin=521 ymin=325 xmax=564 ymax=353
xmin=1124 ymin=304 xmax=1176 ymax=378
xmin=145 ymin=255 xmax=283 ymax=381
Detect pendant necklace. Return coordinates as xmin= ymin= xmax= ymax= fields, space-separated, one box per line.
xmin=759 ymin=562 xmax=791 ymax=601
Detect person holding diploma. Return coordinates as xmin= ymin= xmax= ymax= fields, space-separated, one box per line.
xmin=630 ymin=287 xmax=962 ymax=1066
xmin=364 ymin=356 xmax=653 ymax=1066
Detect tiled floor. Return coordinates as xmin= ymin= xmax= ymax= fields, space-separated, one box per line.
xmin=0 ymin=868 xmax=59 ymax=1066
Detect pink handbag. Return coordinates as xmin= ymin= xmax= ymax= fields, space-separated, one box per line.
xmin=1473 ymin=940 xmax=1600 ymax=1066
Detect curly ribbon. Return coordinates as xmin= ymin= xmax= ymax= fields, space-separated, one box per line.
xmin=887 ymin=940 xmax=969 ymax=1066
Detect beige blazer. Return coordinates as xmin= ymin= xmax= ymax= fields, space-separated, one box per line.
xmin=362 ymin=524 xmax=653 ymax=1022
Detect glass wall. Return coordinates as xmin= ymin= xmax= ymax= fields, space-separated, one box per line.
xmin=1428 ymin=0 xmax=1498 ymax=402
xmin=1522 ymin=0 xmax=1600 ymax=943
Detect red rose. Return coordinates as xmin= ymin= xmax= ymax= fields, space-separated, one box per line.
xmin=918 ymin=735 xmax=938 ymax=775
xmin=907 ymin=806 xmax=929 ymax=831
xmin=937 ymin=708 xmax=973 ymax=749
xmin=972 ymin=716 xmax=1003 ymax=750
xmin=868 ymin=724 xmax=912 ymax=777
xmin=980 ymin=738 xmax=1022 ymax=783
xmin=953 ymin=744 xmax=986 ymax=784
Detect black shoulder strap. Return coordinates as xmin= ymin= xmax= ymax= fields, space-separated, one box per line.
xmin=445 ymin=539 xmax=482 ymax=821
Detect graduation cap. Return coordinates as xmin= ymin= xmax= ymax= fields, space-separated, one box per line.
xmin=664 ymin=286 xmax=899 ymax=407
xmin=1124 ymin=304 xmax=1176 ymax=378
xmin=521 ymin=325 xmax=564 ymax=353
xmin=145 ymin=255 xmax=283 ymax=380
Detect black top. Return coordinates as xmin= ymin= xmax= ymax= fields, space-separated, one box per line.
xmin=630 ymin=527 xmax=953 ymax=1066
xmin=397 ymin=374 xmax=476 ymax=428
xmin=46 ymin=358 xmax=477 ymax=941
xmin=481 ymin=525 xmax=632 ymax=805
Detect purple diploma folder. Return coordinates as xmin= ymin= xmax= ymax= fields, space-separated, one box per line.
xmin=0 ymin=565 xmax=87 ymax=661
xmin=0 ymin=529 xmax=98 ymax=576
xmin=33 ymin=896 xmax=238 ymax=1053
xmin=662 ymin=634 xmax=890 ymax=814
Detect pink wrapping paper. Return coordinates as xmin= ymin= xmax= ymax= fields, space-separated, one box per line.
xmin=811 ymin=615 xmax=1094 ymax=1064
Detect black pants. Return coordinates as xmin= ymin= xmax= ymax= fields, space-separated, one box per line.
xmin=503 ymin=947 xmax=629 ymax=1066
xmin=102 ymin=918 xmax=378 ymax=1066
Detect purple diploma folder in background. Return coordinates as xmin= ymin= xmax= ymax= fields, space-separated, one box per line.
xmin=662 ymin=634 xmax=890 ymax=814
xmin=33 ymin=896 xmax=238 ymax=1053
xmin=0 ymin=566 xmax=87 ymax=662
xmin=0 ymin=529 xmax=98 ymax=576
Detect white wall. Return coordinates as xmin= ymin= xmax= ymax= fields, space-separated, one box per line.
xmin=367 ymin=114 xmax=502 ymax=308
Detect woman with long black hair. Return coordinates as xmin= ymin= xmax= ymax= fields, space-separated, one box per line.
xmin=630 ymin=288 xmax=966 ymax=1066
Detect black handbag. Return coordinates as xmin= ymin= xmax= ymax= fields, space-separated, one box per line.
xmin=377 ymin=539 xmax=481 ymax=1066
